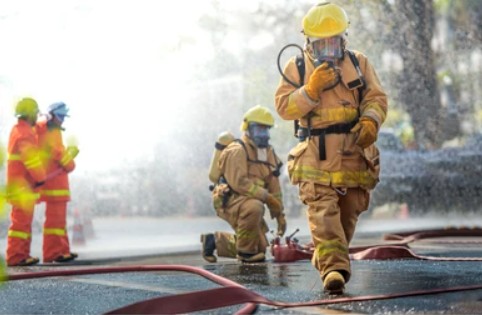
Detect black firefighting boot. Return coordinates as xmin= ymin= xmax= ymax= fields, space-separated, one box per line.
xmin=323 ymin=271 xmax=345 ymax=295
xmin=236 ymin=252 xmax=266 ymax=263
xmin=54 ymin=253 xmax=78 ymax=263
xmin=200 ymin=234 xmax=217 ymax=263
xmin=14 ymin=256 xmax=40 ymax=267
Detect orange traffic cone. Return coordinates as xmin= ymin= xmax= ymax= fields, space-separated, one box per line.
xmin=398 ymin=203 xmax=410 ymax=220
xmin=72 ymin=208 xmax=86 ymax=246
xmin=83 ymin=208 xmax=95 ymax=239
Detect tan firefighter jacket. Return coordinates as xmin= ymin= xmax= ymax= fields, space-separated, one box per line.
xmin=212 ymin=134 xmax=284 ymax=219
xmin=275 ymin=50 xmax=388 ymax=190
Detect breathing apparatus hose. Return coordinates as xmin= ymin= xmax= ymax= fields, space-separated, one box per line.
xmin=277 ymin=43 xmax=304 ymax=88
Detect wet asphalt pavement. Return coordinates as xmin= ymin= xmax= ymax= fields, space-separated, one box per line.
xmin=2 ymin=233 xmax=482 ymax=315
xmin=0 ymin=237 xmax=482 ymax=314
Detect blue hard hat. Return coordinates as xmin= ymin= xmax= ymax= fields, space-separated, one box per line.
xmin=47 ymin=102 xmax=69 ymax=118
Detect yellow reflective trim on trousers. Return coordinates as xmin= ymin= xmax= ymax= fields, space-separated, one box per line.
xmin=316 ymin=240 xmax=348 ymax=257
xmin=8 ymin=230 xmax=31 ymax=240
xmin=286 ymin=95 xmax=303 ymax=117
xmin=44 ymin=228 xmax=66 ymax=236
xmin=247 ymin=184 xmax=260 ymax=198
xmin=41 ymin=189 xmax=70 ymax=197
xmin=254 ymin=179 xmax=265 ymax=187
xmin=214 ymin=198 xmax=223 ymax=209
xmin=236 ymin=228 xmax=257 ymax=240
xmin=24 ymin=156 xmax=42 ymax=169
xmin=290 ymin=165 xmax=375 ymax=187
xmin=7 ymin=154 xmax=21 ymax=161
xmin=228 ymin=234 xmax=237 ymax=256
xmin=8 ymin=192 xmax=40 ymax=201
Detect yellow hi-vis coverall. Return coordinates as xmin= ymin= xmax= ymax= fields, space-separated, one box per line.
xmin=275 ymin=50 xmax=387 ymax=282
xmin=212 ymin=135 xmax=283 ymax=258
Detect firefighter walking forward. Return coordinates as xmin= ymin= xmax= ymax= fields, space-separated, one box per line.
xmin=274 ymin=3 xmax=388 ymax=294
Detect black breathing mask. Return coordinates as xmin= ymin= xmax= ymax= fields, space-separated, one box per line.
xmin=248 ymin=123 xmax=270 ymax=148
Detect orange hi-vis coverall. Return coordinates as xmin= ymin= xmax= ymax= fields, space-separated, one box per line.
xmin=36 ymin=119 xmax=76 ymax=263
xmin=275 ymin=50 xmax=387 ymax=282
xmin=211 ymin=135 xmax=283 ymax=258
xmin=6 ymin=120 xmax=46 ymax=266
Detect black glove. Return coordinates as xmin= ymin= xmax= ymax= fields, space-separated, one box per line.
xmin=34 ymin=181 xmax=45 ymax=188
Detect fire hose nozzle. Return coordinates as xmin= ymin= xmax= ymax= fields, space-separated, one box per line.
xmin=285 ymin=228 xmax=300 ymax=243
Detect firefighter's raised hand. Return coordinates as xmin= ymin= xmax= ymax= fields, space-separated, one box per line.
xmin=276 ymin=213 xmax=287 ymax=237
xmin=304 ymin=62 xmax=340 ymax=101
xmin=351 ymin=116 xmax=378 ymax=149
xmin=265 ymin=194 xmax=283 ymax=219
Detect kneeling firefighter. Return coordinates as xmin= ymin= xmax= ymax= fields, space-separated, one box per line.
xmin=201 ymin=105 xmax=287 ymax=263
xmin=274 ymin=3 xmax=388 ymax=294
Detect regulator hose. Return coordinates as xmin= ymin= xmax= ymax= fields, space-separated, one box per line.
xmin=277 ymin=43 xmax=304 ymax=88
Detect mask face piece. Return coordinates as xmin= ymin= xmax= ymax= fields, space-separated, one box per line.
xmin=248 ymin=123 xmax=270 ymax=148
xmin=311 ymin=35 xmax=344 ymax=63
xmin=55 ymin=114 xmax=66 ymax=124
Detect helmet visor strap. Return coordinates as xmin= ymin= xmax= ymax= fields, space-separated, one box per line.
xmin=312 ymin=36 xmax=344 ymax=62
xmin=248 ymin=123 xmax=270 ymax=148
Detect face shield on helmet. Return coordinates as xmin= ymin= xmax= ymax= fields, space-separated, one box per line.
xmin=247 ymin=123 xmax=270 ymax=148
xmin=310 ymin=35 xmax=344 ymax=64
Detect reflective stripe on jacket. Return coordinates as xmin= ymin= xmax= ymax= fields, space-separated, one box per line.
xmin=36 ymin=119 xmax=75 ymax=201
xmin=7 ymin=120 xmax=46 ymax=202
xmin=219 ymin=135 xmax=283 ymax=208
xmin=275 ymin=50 xmax=387 ymax=189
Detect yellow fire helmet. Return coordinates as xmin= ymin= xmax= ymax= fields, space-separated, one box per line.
xmin=240 ymin=105 xmax=275 ymax=131
xmin=302 ymin=2 xmax=349 ymax=39
xmin=15 ymin=97 xmax=39 ymax=119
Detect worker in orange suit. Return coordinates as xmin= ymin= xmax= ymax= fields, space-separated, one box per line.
xmin=0 ymin=143 xmax=7 ymax=279
xmin=6 ymin=97 xmax=46 ymax=266
xmin=275 ymin=3 xmax=387 ymax=294
xmin=36 ymin=102 xmax=79 ymax=263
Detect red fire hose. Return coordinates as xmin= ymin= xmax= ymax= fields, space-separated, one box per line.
xmin=5 ymin=226 xmax=482 ymax=314
xmin=272 ymin=226 xmax=482 ymax=262
xmin=6 ymin=263 xmax=482 ymax=314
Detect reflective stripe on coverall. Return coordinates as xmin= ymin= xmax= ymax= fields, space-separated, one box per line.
xmin=213 ymin=135 xmax=283 ymax=257
xmin=36 ymin=119 xmax=75 ymax=262
xmin=6 ymin=120 xmax=46 ymax=266
xmin=275 ymin=50 xmax=387 ymax=281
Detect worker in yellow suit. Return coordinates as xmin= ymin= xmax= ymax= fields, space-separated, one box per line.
xmin=274 ymin=3 xmax=387 ymax=294
xmin=36 ymin=102 xmax=79 ymax=263
xmin=201 ymin=105 xmax=287 ymax=263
